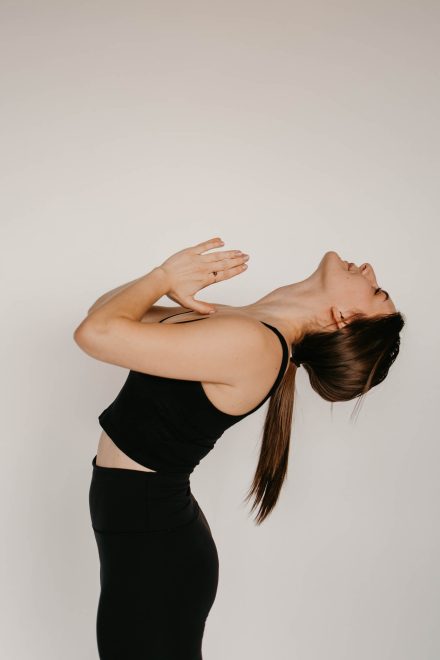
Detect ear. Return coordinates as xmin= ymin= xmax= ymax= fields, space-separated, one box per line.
xmin=330 ymin=305 xmax=348 ymax=330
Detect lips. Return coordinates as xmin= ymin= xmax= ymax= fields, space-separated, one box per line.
xmin=342 ymin=257 xmax=356 ymax=270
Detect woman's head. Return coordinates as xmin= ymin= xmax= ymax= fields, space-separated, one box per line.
xmin=317 ymin=250 xmax=397 ymax=324
xmin=244 ymin=250 xmax=405 ymax=525
xmin=240 ymin=250 xmax=398 ymax=349
xmin=291 ymin=250 xmax=403 ymax=402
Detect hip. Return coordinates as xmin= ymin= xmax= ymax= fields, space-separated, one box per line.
xmin=88 ymin=452 xmax=219 ymax=605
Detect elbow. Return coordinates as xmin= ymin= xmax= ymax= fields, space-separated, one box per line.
xmin=73 ymin=324 xmax=85 ymax=346
xmin=73 ymin=320 xmax=99 ymax=351
xmin=73 ymin=318 xmax=112 ymax=356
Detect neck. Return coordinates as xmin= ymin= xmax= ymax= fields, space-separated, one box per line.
xmin=224 ymin=273 xmax=326 ymax=346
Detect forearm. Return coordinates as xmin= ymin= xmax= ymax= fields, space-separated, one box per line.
xmin=87 ymin=276 xmax=144 ymax=314
xmin=76 ymin=267 xmax=169 ymax=333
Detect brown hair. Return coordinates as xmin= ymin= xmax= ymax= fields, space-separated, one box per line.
xmin=243 ymin=310 xmax=406 ymax=525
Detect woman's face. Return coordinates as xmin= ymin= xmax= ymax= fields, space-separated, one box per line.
xmin=317 ymin=250 xmax=397 ymax=318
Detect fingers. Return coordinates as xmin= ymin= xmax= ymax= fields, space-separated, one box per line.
xmin=183 ymin=297 xmax=216 ymax=315
xmin=213 ymin=253 xmax=249 ymax=281
xmin=202 ymin=249 xmax=246 ymax=262
xmin=205 ymin=252 xmax=250 ymax=270
xmin=219 ymin=254 xmax=249 ymax=271
xmin=191 ymin=237 xmax=250 ymax=285
xmin=225 ymin=262 xmax=248 ymax=278
xmin=193 ymin=237 xmax=224 ymax=253
xmin=209 ymin=261 xmax=248 ymax=283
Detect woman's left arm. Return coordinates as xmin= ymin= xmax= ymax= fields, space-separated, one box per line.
xmin=74 ymin=267 xmax=170 ymax=341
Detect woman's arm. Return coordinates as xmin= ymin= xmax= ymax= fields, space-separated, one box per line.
xmin=86 ymin=276 xmax=190 ymax=323
xmin=87 ymin=276 xmax=143 ymax=315
xmin=74 ymin=267 xmax=170 ymax=341
xmin=75 ymin=234 xmax=224 ymax=338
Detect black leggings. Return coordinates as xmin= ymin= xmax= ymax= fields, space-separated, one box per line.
xmin=88 ymin=455 xmax=219 ymax=659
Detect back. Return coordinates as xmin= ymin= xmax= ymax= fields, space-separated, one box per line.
xmin=98 ymin=313 xmax=289 ymax=474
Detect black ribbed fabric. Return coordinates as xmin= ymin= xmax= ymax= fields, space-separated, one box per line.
xmin=98 ymin=313 xmax=289 ymax=474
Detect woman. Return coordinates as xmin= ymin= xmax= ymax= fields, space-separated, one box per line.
xmin=74 ymin=237 xmax=404 ymax=659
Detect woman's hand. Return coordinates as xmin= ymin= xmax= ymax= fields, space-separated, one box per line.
xmin=156 ymin=236 xmax=249 ymax=315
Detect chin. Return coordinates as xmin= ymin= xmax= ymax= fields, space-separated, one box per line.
xmin=313 ymin=251 xmax=351 ymax=281
xmin=328 ymin=250 xmax=343 ymax=259
xmin=320 ymin=250 xmax=344 ymax=267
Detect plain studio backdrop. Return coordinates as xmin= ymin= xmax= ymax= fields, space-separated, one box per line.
xmin=1 ymin=1 xmax=439 ymax=659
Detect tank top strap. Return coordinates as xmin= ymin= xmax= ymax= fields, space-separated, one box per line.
xmin=260 ymin=321 xmax=290 ymax=392
xmin=159 ymin=311 xmax=194 ymax=323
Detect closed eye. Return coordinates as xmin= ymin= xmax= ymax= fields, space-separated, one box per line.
xmin=375 ymin=287 xmax=389 ymax=301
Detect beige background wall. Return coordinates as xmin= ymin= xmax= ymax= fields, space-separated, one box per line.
xmin=2 ymin=1 xmax=439 ymax=658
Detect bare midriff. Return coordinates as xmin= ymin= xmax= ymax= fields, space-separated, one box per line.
xmin=96 ymin=430 xmax=157 ymax=472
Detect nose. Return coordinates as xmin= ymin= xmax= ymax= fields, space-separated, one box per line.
xmin=359 ymin=262 xmax=378 ymax=287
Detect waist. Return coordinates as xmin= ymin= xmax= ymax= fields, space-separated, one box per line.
xmin=91 ymin=454 xmax=191 ymax=487
xmin=97 ymin=430 xmax=158 ymax=472
xmin=90 ymin=454 xmax=197 ymax=533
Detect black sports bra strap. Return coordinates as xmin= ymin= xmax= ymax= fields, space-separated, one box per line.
xmin=159 ymin=311 xmax=195 ymax=323
xmin=260 ymin=321 xmax=290 ymax=389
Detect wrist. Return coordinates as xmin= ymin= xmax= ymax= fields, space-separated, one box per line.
xmin=150 ymin=266 xmax=171 ymax=293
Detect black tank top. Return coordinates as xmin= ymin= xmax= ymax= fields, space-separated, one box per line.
xmin=98 ymin=312 xmax=289 ymax=474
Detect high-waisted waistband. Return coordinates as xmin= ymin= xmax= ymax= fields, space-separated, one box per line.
xmin=91 ymin=454 xmax=191 ymax=484
xmin=89 ymin=454 xmax=199 ymax=534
